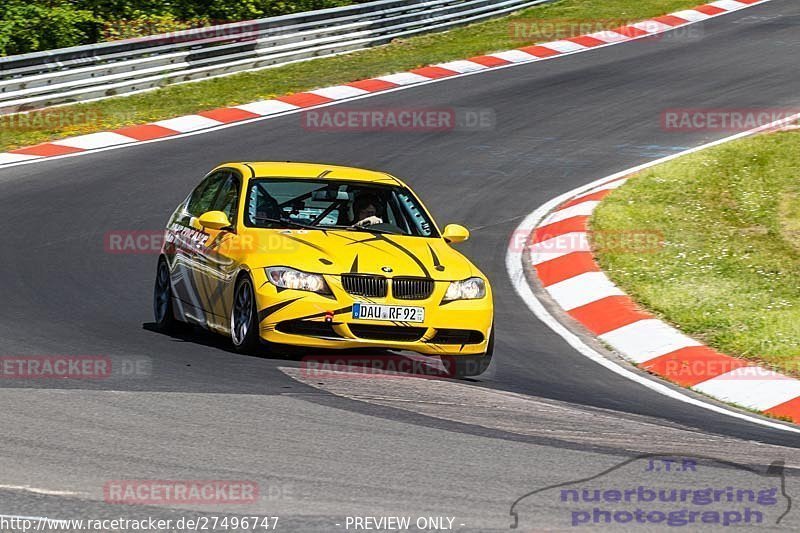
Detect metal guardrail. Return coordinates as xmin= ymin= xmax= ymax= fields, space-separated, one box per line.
xmin=0 ymin=0 xmax=550 ymax=115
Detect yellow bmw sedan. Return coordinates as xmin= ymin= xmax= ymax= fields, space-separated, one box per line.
xmin=154 ymin=162 xmax=493 ymax=377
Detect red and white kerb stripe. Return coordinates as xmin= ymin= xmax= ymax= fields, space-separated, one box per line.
xmin=0 ymin=0 xmax=769 ymax=166
xmin=529 ymin=179 xmax=800 ymax=424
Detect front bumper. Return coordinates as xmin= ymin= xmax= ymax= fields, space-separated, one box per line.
xmin=251 ymin=269 xmax=493 ymax=356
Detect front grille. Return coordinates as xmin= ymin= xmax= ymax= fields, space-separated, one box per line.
xmin=392 ymin=277 xmax=434 ymax=300
xmin=341 ymin=274 xmax=387 ymax=297
xmin=432 ymin=329 xmax=484 ymax=345
xmin=349 ymin=324 xmax=426 ymax=342
xmin=276 ymin=320 xmax=341 ymax=338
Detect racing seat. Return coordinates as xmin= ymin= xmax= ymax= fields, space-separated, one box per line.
xmin=253 ymin=188 xmax=283 ymax=222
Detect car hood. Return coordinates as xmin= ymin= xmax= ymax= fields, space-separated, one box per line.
xmin=243 ymin=229 xmax=478 ymax=280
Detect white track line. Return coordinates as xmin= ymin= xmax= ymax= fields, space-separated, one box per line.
xmin=0 ymin=514 xmax=52 ymax=521
xmin=506 ymin=112 xmax=800 ymax=434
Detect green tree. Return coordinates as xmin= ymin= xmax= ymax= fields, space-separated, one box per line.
xmin=0 ymin=1 xmax=99 ymax=55
xmin=0 ymin=0 xmax=366 ymax=55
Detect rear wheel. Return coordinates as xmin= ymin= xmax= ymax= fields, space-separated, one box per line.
xmin=153 ymin=257 xmax=176 ymax=332
xmin=444 ymin=326 xmax=494 ymax=379
xmin=231 ymin=275 xmax=260 ymax=353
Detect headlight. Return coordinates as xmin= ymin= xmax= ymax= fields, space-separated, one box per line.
xmin=266 ymin=267 xmax=330 ymax=294
xmin=443 ymin=277 xmax=486 ymax=302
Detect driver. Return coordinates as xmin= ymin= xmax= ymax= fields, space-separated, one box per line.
xmin=352 ymin=193 xmax=384 ymax=227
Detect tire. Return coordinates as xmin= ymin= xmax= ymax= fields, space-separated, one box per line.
xmin=231 ymin=274 xmax=260 ymax=353
xmin=444 ymin=325 xmax=494 ymax=379
xmin=153 ymin=257 xmax=177 ymax=332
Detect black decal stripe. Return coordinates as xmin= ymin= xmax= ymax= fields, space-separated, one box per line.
xmin=375 ymin=234 xmax=430 ymax=278
xmin=428 ymin=244 xmax=445 ymax=272
xmin=349 ymin=255 xmax=359 ymax=273
xmin=336 ymin=233 xmax=387 ymax=252
xmin=293 ymin=305 xmax=352 ymax=321
xmin=193 ymin=269 xmax=218 ymax=326
xmin=179 ymin=262 xmax=210 ymax=325
xmin=258 ymin=297 xmax=302 ymax=323
xmin=351 ymin=235 xmax=381 ymax=244
xmin=204 ymin=256 xmax=235 ymax=314
xmin=282 ymin=234 xmax=327 ymax=254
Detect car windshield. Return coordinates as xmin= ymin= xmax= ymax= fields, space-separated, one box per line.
xmin=244 ymin=178 xmax=438 ymax=237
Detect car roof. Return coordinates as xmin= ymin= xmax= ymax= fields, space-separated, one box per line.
xmin=221 ymin=162 xmax=403 ymax=185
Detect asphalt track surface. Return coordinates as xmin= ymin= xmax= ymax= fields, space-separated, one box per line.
xmin=1 ymin=1 xmax=799 ymax=529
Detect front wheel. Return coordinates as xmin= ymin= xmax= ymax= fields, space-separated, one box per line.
xmin=231 ymin=275 xmax=260 ymax=353
xmin=443 ymin=326 xmax=494 ymax=379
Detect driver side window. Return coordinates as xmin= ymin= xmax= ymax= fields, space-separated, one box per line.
xmin=187 ymin=171 xmax=228 ymax=217
xmin=212 ymin=174 xmax=241 ymax=222
xmin=383 ymin=201 xmax=408 ymax=233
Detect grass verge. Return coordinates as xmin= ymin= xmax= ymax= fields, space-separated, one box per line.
xmin=592 ymin=130 xmax=800 ymax=377
xmin=0 ymin=0 xmax=703 ymax=152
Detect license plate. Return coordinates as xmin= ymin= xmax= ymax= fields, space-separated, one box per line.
xmin=352 ymin=303 xmax=425 ymax=323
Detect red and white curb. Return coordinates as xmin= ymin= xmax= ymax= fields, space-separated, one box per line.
xmin=509 ymin=113 xmax=800 ymax=432
xmin=0 ymin=0 xmax=770 ymax=168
